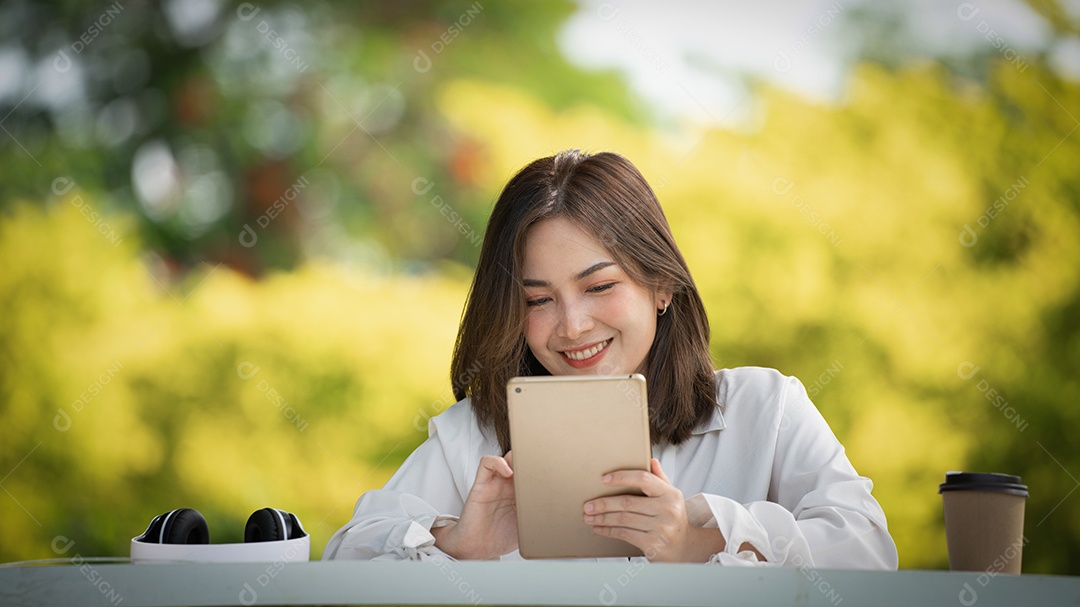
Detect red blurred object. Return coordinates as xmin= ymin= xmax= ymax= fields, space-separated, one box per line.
xmin=173 ymin=74 xmax=220 ymax=127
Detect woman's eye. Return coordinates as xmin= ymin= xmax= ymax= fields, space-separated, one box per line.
xmin=587 ymin=283 xmax=616 ymax=294
xmin=526 ymin=297 xmax=550 ymax=307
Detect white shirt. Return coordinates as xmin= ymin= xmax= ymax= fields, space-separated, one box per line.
xmin=322 ymin=367 xmax=898 ymax=568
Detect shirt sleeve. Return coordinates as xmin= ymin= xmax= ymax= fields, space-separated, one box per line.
xmin=686 ymin=375 xmax=898 ymax=569
xmin=321 ymin=419 xmax=466 ymax=561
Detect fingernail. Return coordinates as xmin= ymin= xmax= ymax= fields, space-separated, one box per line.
xmin=584 ymin=502 xmax=594 ymax=513
xmin=584 ymin=515 xmax=594 ymax=523
xmin=602 ymin=474 xmax=612 ymax=484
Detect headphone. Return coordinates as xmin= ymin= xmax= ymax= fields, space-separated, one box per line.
xmin=135 ymin=507 xmax=307 ymax=545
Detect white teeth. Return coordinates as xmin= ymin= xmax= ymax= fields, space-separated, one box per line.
xmin=563 ymin=339 xmax=611 ymax=361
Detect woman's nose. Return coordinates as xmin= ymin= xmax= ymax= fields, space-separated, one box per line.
xmin=557 ymin=299 xmax=593 ymax=340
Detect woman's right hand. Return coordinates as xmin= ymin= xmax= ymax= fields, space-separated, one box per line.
xmin=431 ymin=451 xmax=518 ymax=559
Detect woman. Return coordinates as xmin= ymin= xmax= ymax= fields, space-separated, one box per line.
xmin=323 ymin=150 xmax=898 ymax=567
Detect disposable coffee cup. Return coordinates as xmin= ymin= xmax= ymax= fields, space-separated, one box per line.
xmin=939 ymin=471 xmax=1028 ymax=574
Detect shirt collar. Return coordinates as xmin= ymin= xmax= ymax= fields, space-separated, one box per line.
xmin=692 ymin=405 xmax=726 ymax=435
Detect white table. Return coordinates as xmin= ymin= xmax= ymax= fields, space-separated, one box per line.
xmin=2 ymin=560 xmax=1078 ymax=606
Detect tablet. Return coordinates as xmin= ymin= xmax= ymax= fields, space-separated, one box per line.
xmin=506 ymin=374 xmax=652 ymax=559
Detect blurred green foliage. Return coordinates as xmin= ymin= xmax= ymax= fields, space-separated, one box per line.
xmin=1 ymin=0 xmax=1079 ymax=575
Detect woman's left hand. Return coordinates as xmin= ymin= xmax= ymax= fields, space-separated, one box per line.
xmin=583 ymin=458 xmax=726 ymax=562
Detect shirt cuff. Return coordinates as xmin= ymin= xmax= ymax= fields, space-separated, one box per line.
xmin=686 ymin=493 xmax=812 ymax=567
xmin=369 ymin=515 xmax=459 ymax=561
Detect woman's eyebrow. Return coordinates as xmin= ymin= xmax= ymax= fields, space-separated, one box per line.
xmin=522 ymin=261 xmax=616 ymax=287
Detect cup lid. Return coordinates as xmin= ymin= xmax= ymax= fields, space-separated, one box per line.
xmin=938 ymin=471 xmax=1028 ymax=497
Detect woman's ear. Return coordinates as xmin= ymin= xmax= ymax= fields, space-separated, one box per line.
xmin=655 ymin=288 xmax=674 ymax=313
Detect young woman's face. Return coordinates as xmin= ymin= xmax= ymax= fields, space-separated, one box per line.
xmin=522 ymin=217 xmax=667 ymax=376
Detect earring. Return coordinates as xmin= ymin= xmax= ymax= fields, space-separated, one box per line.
xmin=657 ymin=300 xmax=670 ymax=316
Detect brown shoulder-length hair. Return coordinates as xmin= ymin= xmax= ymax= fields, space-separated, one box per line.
xmin=450 ymin=149 xmax=716 ymax=452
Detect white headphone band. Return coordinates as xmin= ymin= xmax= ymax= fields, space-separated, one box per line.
xmin=158 ymin=509 xmax=179 ymax=544
xmin=274 ymin=508 xmax=289 ymax=540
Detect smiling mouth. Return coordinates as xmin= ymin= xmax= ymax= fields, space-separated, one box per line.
xmin=561 ymin=339 xmax=613 ymax=361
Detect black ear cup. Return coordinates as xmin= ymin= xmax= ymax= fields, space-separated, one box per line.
xmin=245 ymin=507 xmax=306 ymax=542
xmin=137 ymin=507 xmax=304 ymax=545
xmin=136 ymin=508 xmax=210 ymax=544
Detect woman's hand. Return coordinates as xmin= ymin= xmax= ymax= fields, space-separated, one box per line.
xmin=432 ymin=451 xmax=518 ymax=560
xmin=583 ymin=458 xmax=735 ymax=562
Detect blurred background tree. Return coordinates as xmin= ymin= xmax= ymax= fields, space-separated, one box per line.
xmin=1 ymin=0 xmax=1078 ymax=574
